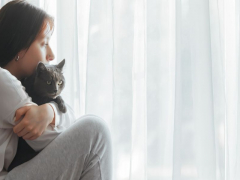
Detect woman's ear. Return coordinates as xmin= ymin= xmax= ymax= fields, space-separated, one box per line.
xmin=14 ymin=49 xmax=27 ymax=62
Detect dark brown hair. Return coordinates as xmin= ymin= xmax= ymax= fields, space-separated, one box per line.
xmin=0 ymin=0 xmax=54 ymax=67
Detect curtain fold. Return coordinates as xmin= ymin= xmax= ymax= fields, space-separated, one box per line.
xmin=1 ymin=0 xmax=240 ymax=179
xmin=131 ymin=0 xmax=147 ymax=179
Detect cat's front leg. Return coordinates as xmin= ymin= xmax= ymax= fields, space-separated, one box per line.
xmin=53 ymin=96 xmax=67 ymax=113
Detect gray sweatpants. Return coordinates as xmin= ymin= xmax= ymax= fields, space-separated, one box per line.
xmin=5 ymin=114 xmax=112 ymax=180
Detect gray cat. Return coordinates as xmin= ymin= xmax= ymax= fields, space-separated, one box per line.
xmin=21 ymin=59 xmax=67 ymax=113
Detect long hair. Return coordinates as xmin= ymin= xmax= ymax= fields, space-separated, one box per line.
xmin=0 ymin=0 xmax=54 ymax=67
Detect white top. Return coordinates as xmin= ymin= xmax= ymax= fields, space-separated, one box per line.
xmin=0 ymin=67 xmax=77 ymax=180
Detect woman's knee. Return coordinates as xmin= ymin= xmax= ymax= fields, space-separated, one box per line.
xmin=75 ymin=114 xmax=112 ymax=144
xmin=75 ymin=114 xmax=112 ymax=156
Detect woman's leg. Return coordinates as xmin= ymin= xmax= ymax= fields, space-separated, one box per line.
xmin=5 ymin=114 xmax=112 ymax=180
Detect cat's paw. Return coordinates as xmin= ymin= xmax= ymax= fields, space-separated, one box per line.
xmin=58 ymin=103 xmax=67 ymax=113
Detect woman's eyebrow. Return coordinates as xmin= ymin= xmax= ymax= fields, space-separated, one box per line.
xmin=39 ymin=34 xmax=50 ymax=41
xmin=39 ymin=31 xmax=51 ymax=39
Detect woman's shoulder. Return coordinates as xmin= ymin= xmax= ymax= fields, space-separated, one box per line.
xmin=0 ymin=67 xmax=22 ymax=87
xmin=0 ymin=67 xmax=28 ymax=100
xmin=0 ymin=67 xmax=32 ymax=123
xmin=0 ymin=66 xmax=10 ymax=75
xmin=0 ymin=67 xmax=17 ymax=80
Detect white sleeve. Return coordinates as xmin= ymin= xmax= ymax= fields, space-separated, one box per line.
xmin=0 ymin=68 xmax=37 ymax=129
xmin=47 ymin=101 xmax=77 ymax=130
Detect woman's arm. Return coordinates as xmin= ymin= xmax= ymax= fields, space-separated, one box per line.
xmin=0 ymin=68 xmax=37 ymax=128
xmin=13 ymin=103 xmax=54 ymax=139
xmin=23 ymin=101 xmax=77 ymax=152
xmin=12 ymin=99 xmax=77 ymax=152
xmin=47 ymin=101 xmax=77 ymax=130
xmin=0 ymin=67 xmax=54 ymax=140
xmin=47 ymin=103 xmax=55 ymax=125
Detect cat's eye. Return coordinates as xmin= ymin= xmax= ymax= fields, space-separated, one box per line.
xmin=47 ymin=80 xmax=51 ymax=85
xmin=59 ymin=81 xmax=63 ymax=85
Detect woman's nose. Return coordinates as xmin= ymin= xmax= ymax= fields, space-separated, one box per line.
xmin=47 ymin=51 xmax=55 ymax=61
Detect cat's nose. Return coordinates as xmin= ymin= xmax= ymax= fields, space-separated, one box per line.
xmin=53 ymin=90 xmax=57 ymax=93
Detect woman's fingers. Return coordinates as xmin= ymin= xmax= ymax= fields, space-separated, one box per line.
xmin=17 ymin=125 xmax=33 ymax=137
xmin=22 ymin=132 xmax=34 ymax=140
xmin=14 ymin=106 xmax=31 ymax=122
xmin=13 ymin=105 xmax=37 ymax=135
xmin=28 ymin=135 xmax=37 ymax=140
xmin=13 ymin=120 xmax=26 ymax=134
xmin=13 ymin=104 xmax=50 ymax=141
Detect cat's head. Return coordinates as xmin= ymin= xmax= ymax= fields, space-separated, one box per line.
xmin=33 ymin=59 xmax=66 ymax=99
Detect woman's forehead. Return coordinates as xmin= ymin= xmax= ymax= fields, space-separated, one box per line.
xmin=38 ymin=21 xmax=53 ymax=39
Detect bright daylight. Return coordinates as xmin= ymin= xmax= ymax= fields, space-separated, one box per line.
xmin=0 ymin=0 xmax=239 ymax=180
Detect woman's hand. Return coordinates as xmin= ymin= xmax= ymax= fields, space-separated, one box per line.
xmin=13 ymin=104 xmax=54 ymax=140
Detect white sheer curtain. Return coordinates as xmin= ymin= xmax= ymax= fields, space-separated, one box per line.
xmin=1 ymin=0 xmax=240 ymax=179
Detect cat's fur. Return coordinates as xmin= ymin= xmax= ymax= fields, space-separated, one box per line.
xmin=21 ymin=59 xmax=67 ymax=113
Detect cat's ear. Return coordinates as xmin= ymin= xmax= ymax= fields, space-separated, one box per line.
xmin=37 ymin=62 xmax=47 ymax=73
xmin=56 ymin=59 xmax=65 ymax=71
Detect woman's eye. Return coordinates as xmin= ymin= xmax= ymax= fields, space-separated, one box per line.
xmin=58 ymin=81 xmax=62 ymax=85
xmin=47 ymin=80 xmax=51 ymax=85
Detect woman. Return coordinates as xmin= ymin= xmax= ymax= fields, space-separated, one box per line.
xmin=0 ymin=0 xmax=112 ymax=180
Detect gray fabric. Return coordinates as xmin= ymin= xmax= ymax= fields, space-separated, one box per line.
xmin=5 ymin=115 xmax=112 ymax=180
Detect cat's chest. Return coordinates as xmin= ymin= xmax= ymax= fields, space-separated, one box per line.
xmin=31 ymin=94 xmax=53 ymax=106
xmin=22 ymin=81 xmax=53 ymax=105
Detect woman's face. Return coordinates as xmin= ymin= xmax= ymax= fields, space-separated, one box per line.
xmin=18 ymin=21 xmax=55 ymax=78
